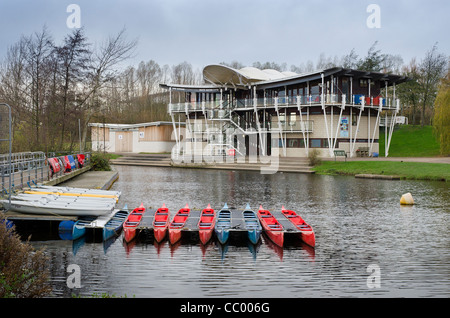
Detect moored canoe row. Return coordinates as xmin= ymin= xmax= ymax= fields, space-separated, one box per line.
xmin=119 ymin=203 xmax=315 ymax=248
xmin=54 ymin=202 xmax=315 ymax=248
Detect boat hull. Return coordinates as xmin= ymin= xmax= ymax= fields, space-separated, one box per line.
xmin=153 ymin=205 xmax=170 ymax=243
xmin=198 ymin=205 xmax=215 ymax=245
xmin=154 ymin=227 xmax=168 ymax=243
xmin=168 ymin=205 xmax=190 ymax=244
xmin=257 ymin=207 xmax=284 ymax=247
xmin=199 ymin=229 xmax=214 ymax=245
xmin=281 ymin=208 xmax=315 ymax=247
xmin=215 ymin=229 xmax=230 ymax=245
xmin=215 ymin=206 xmax=231 ymax=245
xmin=72 ymin=224 xmax=86 ymax=240
xmin=103 ymin=210 xmax=129 ymax=241
xmin=2 ymin=200 xmax=114 ymax=216
xmin=243 ymin=209 xmax=262 ymax=245
xmin=123 ymin=203 xmax=146 ymax=243
xmin=247 ymin=229 xmax=261 ymax=245
xmin=264 ymin=230 xmax=283 ymax=247
xmin=123 ymin=227 xmax=137 ymax=243
xmin=169 ymin=229 xmax=182 ymax=244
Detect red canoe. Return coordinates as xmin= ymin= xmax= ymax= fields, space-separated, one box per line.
xmin=123 ymin=203 xmax=146 ymax=243
xmin=153 ymin=204 xmax=170 ymax=243
xmin=257 ymin=206 xmax=284 ymax=247
xmin=281 ymin=206 xmax=315 ymax=247
xmin=168 ymin=204 xmax=190 ymax=244
xmin=198 ymin=204 xmax=216 ymax=245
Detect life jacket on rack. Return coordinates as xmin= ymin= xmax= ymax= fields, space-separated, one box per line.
xmin=67 ymin=155 xmax=77 ymax=170
xmin=63 ymin=156 xmax=72 ymax=173
xmin=48 ymin=158 xmax=61 ymax=177
xmin=77 ymin=154 xmax=85 ymax=167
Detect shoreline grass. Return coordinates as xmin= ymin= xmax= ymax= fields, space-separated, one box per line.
xmin=313 ymin=161 xmax=449 ymax=181
xmin=379 ymin=125 xmax=441 ymax=157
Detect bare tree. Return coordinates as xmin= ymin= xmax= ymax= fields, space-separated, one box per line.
xmin=418 ymin=43 xmax=447 ymax=126
xmin=23 ymin=26 xmax=54 ymax=150
xmin=80 ymin=27 xmax=138 ymax=149
xmin=54 ymin=28 xmax=91 ymax=150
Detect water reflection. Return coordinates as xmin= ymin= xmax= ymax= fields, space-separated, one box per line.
xmin=28 ymin=165 xmax=450 ymax=298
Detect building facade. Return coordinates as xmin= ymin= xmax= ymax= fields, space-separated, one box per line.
xmin=90 ymin=121 xmax=182 ymax=153
xmin=160 ymin=65 xmax=408 ymax=161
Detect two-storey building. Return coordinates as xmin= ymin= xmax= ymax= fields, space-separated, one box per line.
xmin=160 ymin=64 xmax=408 ymax=162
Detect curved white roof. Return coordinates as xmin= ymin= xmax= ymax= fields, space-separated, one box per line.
xmin=203 ymin=64 xmax=298 ymax=87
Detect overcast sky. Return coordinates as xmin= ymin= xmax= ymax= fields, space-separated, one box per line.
xmin=0 ymin=0 xmax=448 ymax=71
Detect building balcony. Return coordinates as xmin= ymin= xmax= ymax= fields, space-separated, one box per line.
xmin=168 ymin=94 xmax=400 ymax=114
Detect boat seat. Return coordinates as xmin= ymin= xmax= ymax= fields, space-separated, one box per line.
xmin=154 ymin=221 xmax=167 ymax=226
xmin=125 ymin=221 xmax=139 ymax=225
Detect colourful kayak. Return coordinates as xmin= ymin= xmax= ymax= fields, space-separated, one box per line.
xmin=123 ymin=203 xmax=145 ymax=243
xmin=153 ymin=203 xmax=170 ymax=243
xmin=103 ymin=205 xmax=129 ymax=241
xmin=281 ymin=206 xmax=315 ymax=247
xmin=168 ymin=204 xmax=190 ymax=244
xmin=215 ymin=203 xmax=232 ymax=244
xmin=198 ymin=204 xmax=215 ymax=245
xmin=243 ymin=204 xmax=262 ymax=244
xmin=257 ymin=205 xmax=284 ymax=247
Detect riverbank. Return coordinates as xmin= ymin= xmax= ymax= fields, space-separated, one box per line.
xmin=313 ymin=159 xmax=450 ymax=181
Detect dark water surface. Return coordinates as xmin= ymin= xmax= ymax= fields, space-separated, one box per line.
xmin=31 ymin=165 xmax=449 ymax=298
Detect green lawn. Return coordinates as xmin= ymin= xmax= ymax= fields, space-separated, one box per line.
xmin=314 ymin=125 xmax=447 ymax=181
xmin=313 ymin=161 xmax=449 ymax=181
xmin=379 ymin=125 xmax=440 ymax=157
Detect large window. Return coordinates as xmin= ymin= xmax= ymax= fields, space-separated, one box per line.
xmin=277 ymin=138 xmax=329 ymax=148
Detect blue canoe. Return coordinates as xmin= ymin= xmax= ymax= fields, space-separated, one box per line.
xmin=103 ymin=205 xmax=129 ymax=241
xmin=72 ymin=216 xmax=97 ymax=240
xmin=243 ymin=204 xmax=262 ymax=244
xmin=215 ymin=203 xmax=232 ymax=244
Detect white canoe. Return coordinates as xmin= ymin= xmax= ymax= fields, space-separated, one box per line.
xmin=33 ymin=185 xmax=121 ymax=197
xmin=1 ymin=199 xmax=115 ymax=216
xmin=13 ymin=193 xmax=117 ymax=205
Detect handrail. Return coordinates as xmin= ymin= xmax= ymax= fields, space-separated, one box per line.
xmin=169 ymin=94 xmax=400 ymax=113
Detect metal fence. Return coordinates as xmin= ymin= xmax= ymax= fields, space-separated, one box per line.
xmin=0 ymin=152 xmax=91 ymax=193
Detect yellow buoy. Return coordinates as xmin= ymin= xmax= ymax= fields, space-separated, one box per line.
xmin=400 ymin=193 xmax=414 ymax=205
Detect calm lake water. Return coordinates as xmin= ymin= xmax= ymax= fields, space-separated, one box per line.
xmin=29 ymin=165 xmax=449 ymax=298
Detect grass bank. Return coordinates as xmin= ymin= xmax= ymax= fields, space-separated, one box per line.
xmin=313 ymin=161 xmax=449 ymax=181
xmin=379 ymin=125 xmax=440 ymax=157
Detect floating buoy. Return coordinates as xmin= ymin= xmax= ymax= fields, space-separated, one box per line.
xmin=400 ymin=193 xmax=414 ymax=205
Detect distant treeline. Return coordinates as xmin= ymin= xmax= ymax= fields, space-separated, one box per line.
xmin=0 ymin=27 xmax=448 ymax=154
